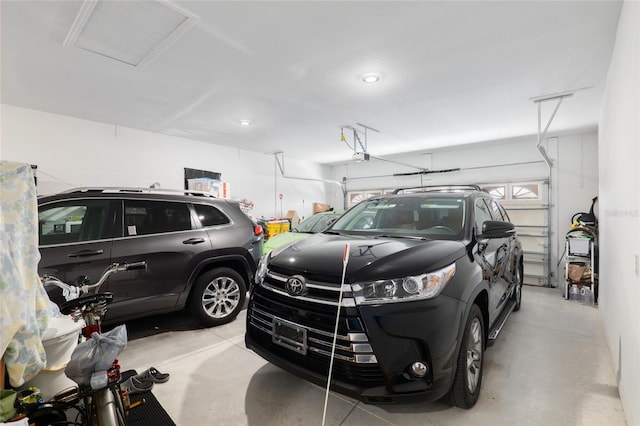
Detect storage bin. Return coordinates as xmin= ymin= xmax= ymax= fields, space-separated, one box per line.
xmin=265 ymin=220 xmax=290 ymax=239
xmin=20 ymin=366 xmax=77 ymax=401
xmin=19 ymin=315 xmax=83 ymax=400
xmin=41 ymin=315 xmax=83 ymax=370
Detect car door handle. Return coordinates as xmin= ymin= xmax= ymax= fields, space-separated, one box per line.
xmin=68 ymin=249 xmax=104 ymax=258
xmin=183 ymin=238 xmax=206 ymax=245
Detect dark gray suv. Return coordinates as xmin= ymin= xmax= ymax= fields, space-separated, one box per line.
xmin=38 ymin=188 xmax=263 ymax=327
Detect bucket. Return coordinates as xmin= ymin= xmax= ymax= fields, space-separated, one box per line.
xmin=41 ymin=315 xmax=83 ymax=370
xmin=19 ymin=367 xmax=77 ymax=401
xmin=19 ymin=315 xmax=83 ymax=400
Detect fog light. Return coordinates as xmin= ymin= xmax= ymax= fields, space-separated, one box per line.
xmin=410 ymin=362 xmax=428 ymax=378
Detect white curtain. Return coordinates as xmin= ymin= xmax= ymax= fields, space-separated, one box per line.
xmin=0 ymin=161 xmax=57 ymax=387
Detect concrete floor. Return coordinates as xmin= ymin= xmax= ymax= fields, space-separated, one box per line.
xmin=118 ymin=286 xmax=626 ymax=426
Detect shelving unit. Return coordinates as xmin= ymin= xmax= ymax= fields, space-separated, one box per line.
xmin=564 ymin=235 xmax=596 ymax=305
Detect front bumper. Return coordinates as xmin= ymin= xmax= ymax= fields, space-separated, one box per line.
xmin=245 ymin=284 xmax=466 ymax=404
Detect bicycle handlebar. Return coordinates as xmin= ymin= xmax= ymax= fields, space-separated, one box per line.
xmin=42 ymin=261 xmax=147 ymax=301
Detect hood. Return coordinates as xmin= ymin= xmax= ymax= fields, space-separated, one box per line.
xmin=268 ymin=232 xmax=467 ymax=282
xmin=263 ymin=231 xmax=311 ymax=255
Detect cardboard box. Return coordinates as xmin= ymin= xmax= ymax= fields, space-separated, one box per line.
xmin=286 ymin=210 xmax=300 ymax=227
xmin=187 ymin=178 xmax=220 ymax=196
xmin=187 ymin=178 xmax=231 ymax=198
xmin=313 ymin=202 xmax=331 ymax=214
xmin=567 ymin=263 xmax=587 ymax=282
xmin=221 ymin=182 xmax=231 ymax=199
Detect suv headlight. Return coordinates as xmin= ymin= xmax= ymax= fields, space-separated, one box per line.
xmin=351 ymin=263 xmax=456 ymax=305
xmin=255 ymin=255 xmax=269 ymax=285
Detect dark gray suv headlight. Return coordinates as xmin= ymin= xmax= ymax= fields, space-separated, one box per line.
xmin=351 ymin=263 xmax=456 ymax=305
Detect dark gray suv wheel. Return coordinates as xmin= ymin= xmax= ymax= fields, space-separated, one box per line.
xmin=189 ymin=268 xmax=247 ymax=327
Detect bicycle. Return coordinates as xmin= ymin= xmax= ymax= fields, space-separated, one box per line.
xmin=17 ymin=262 xmax=146 ymax=426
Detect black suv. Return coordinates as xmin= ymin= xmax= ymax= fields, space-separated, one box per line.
xmin=245 ymin=186 xmax=523 ymax=408
xmin=38 ymin=188 xmax=263 ymax=327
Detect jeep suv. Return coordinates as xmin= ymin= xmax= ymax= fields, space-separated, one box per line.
xmin=38 ymin=188 xmax=263 ymax=327
xmin=245 ymin=185 xmax=523 ymax=408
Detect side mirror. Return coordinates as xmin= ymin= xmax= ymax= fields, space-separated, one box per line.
xmin=481 ymin=220 xmax=515 ymax=239
xmin=326 ymin=218 xmax=338 ymax=227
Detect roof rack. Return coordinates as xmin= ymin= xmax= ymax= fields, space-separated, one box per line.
xmin=392 ymin=184 xmax=486 ymax=194
xmin=61 ymin=187 xmax=217 ymax=197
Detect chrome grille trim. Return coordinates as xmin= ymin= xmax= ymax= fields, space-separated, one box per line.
xmin=249 ymin=307 xmax=377 ymax=364
xmin=261 ymin=282 xmax=355 ymax=307
xmin=267 ymin=271 xmax=351 ymax=292
xmin=262 ymin=270 xmax=356 ymax=307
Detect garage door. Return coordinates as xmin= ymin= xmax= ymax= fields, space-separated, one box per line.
xmin=484 ymin=180 xmax=550 ymax=287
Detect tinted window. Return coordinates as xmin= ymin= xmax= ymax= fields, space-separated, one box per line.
xmin=193 ymin=204 xmax=230 ymax=227
xmin=488 ymin=199 xmax=507 ymax=221
xmin=124 ymin=200 xmax=192 ymax=236
xmin=497 ymin=204 xmax=511 ymax=222
xmin=474 ymin=199 xmax=493 ymax=235
xmin=297 ymin=213 xmax=341 ymax=233
xmin=39 ymin=199 xmax=112 ymax=245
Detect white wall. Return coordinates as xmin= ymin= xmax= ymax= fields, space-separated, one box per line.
xmin=0 ymin=105 xmax=332 ymax=220
xmin=598 ymin=2 xmax=640 ymax=425
xmin=329 ymin=130 xmax=599 ymax=287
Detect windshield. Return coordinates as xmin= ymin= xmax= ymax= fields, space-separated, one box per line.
xmin=295 ymin=213 xmax=341 ymax=233
xmin=330 ymin=196 xmax=466 ymax=240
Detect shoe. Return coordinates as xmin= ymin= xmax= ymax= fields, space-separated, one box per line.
xmin=121 ymin=376 xmax=153 ymax=395
xmin=135 ymin=367 xmax=170 ymax=384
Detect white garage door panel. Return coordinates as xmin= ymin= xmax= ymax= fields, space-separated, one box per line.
xmin=490 ymin=181 xmax=550 ymax=287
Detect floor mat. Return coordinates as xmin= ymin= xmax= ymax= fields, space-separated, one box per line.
xmin=121 ymin=370 xmax=176 ymax=426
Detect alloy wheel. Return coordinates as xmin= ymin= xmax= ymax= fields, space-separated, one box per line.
xmin=466 ymin=317 xmax=483 ymax=394
xmin=202 ymin=276 xmax=241 ymax=318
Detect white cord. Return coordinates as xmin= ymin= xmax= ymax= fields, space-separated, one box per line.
xmin=322 ymin=243 xmax=350 ymax=426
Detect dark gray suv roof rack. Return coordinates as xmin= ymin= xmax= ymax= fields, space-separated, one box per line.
xmin=392 ymin=184 xmax=486 ymax=194
xmin=62 ymin=187 xmax=217 ymax=197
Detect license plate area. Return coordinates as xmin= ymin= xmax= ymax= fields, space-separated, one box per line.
xmin=272 ymin=318 xmax=307 ymax=355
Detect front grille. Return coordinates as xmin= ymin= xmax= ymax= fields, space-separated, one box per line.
xmin=262 ymin=269 xmax=357 ymax=307
xmin=251 ymin=306 xmax=376 ymax=363
xmin=248 ymin=278 xmax=386 ymax=387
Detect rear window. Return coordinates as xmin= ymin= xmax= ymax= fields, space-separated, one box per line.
xmin=193 ymin=204 xmax=231 ymax=227
xmin=124 ymin=200 xmax=192 ymax=236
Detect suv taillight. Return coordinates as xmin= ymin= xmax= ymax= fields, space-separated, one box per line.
xmin=254 ymin=225 xmax=263 ymax=237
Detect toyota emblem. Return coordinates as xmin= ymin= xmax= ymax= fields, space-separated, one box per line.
xmin=285 ymin=275 xmax=306 ymax=296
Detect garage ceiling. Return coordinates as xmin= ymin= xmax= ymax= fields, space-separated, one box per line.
xmin=1 ymin=1 xmax=623 ymax=164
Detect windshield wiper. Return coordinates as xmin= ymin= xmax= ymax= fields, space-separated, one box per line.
xmin=376 ymin=234 xmax=428 ymax=241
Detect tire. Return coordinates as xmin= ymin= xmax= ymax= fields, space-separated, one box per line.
xmin=512 ymin=261 xmax=523 ymax=312
xmin=188 ymin=267 xmax=247 ymax=327
xmin=447 ymin=304 xmax=484 ymax=409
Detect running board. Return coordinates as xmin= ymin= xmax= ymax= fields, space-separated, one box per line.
xmin=487 ymin=299 xmax=517 ymax=344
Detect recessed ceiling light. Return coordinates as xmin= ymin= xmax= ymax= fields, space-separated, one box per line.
xmin=362 ymin=74 xmax=381 ymax=83
xmin=239 ymin=119 xmax=252 ymax=126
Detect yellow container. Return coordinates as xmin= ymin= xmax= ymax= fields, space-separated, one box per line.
xmin=265 ymin=220 xmax=290 ymax=239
